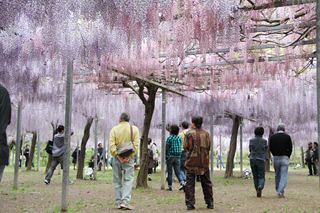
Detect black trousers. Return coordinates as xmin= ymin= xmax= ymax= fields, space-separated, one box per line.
xmin=185 ymin=170 xmax=213 ymax=206
xmin=307 ymin=160 xmax=317 ymax=175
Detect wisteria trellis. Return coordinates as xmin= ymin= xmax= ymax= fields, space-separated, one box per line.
xmin=0 ymin=0 xmax=317 ymax=144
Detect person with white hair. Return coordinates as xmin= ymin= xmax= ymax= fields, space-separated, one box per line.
xmin=269 ymin=124 xmax=292 ymax=198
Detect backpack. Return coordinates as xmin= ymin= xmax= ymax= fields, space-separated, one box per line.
xmin=45 ymin=140 xmax=53 ymax=155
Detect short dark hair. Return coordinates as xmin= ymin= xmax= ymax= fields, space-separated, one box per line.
xmin=181 ymin=121 xmax=189 ymax=129
xmin=314 ymin=142 xmax=318 ymax=147
xmin=120 ymin=113 xmax=130 ymax=122
xmin=192 ymin=116 xmax=203 ymax=129
xmin=170 ymin=124 xmax=180 ymax=135
xmin=254 ymin=127 xmax=264 ymax=136
xmin=57 ymin=125 xmax=64 ymax=133
xmin=277 ymin=124 xmax=285 ymax=132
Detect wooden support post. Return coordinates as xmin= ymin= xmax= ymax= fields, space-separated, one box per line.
xmin=13 ymin=101 xmax=22 ymax=190
xmin=219 ymin=135 xmax=222 ymax=170
xmin=76 ymin=140 xmax=79 ymax=170
xmin=316 ymin=0 xmax=320 ymax=188
xmin=61 ymin=60 xmax=73 ymax=212
xmin=301 ymin=146 xmax=305 ymax=168
xmin=161 ymin=89 xmax=166 ymax=190
xmin=240 ymin=120 xmax=243 ymax=177
xmin=103 ymin=131 xmax=106 ymax=171
xmin=21 ymin=135 xmax=24 ymax=169
xmin=210 ymin=115 xmax=214 ymax=180
xmin=93 ymin=117 xmax=98 ymax=180
xmin=37 ymin=131 xmax=40 ymax=171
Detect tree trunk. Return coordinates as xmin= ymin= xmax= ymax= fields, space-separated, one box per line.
xmin=136 ymin=85 xmax=158 ymax=188
xmin=27 ymin=132 xmax=37 ymax=170
xmin=225 ymin=115 xmax=241 ymax=178
xmin=76 ymin=117 xmax=94 ymax=179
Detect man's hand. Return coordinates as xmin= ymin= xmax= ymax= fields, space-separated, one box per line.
xmin=117 ymin=155 xmax=130 ymax=164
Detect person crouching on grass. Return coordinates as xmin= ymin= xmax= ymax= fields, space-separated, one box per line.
xmin=184 ymin=116 xmax=213 ymax=210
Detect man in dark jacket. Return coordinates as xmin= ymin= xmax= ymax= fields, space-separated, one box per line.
xmin=0 ymin=83 xmax=11 ymax=182
xmin=249 ymin=127 xmax=268 ymax=197
xmin=305 ymin=142 xmax=316 ymax=176
xmin=269 ymin=124 xmax=292 ymax=198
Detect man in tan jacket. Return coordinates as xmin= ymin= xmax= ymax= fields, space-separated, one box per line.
xmin=109 ymin=113 xmax=139 ymax=210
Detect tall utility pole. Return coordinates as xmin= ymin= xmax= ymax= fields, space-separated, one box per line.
xmin=316 ymin=0 xmax=320 ymax=188
xmin=61 ymin=60 xmax=73 ymax=212
xmin=161 ymin=89 xmax=167 ymax=190
xmin=13 ymin=101 xmax=22 ymax=190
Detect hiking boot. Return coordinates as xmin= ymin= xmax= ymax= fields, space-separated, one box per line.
xmin=44 ymin=179 xmax=50 ymax=185
xmin=207 ymin=203 xmax=214 ymax=209
xmin=277 ymin=193 xmax=285 ymax=198
xmin=120 ymin=203 xmax=134 ymax=210
xmin=186 ymin=205 xmax=195 ymax=210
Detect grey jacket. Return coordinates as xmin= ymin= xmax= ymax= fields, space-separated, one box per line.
xmin=52 ymin=133 xmax=65 ymax=157
xmin=249 ymin=136 xmax=268 ymax=161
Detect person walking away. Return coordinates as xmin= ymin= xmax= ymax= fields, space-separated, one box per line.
xmin=97 ymin=143 xmax=104 ymax=171
xmin=305 ymin=142 xmax=315 ymax=176
xmin=23 ymin=145 xmax=30 ymax=168
xmin=216 ymin=145 xmax=225 ymax=169
xmin=147 ymin=138 xmax=155 ymax=181
xmin=269 ymin=124 xmax=292 ymax=198
xmin=313 ymin=142 xmax=319 ymax=175
xmin=71 ymin=147 xmax=80 ymax=170
xmin=0 ymin=83 xmax=11 ymax=182
xmin=109 ymin=113 xmax=139 ymax=210
xmin=179 ymin=121 xmax=189 ymax=183
xmin=44 ymin=125 xmax=67 ymax=184
xmin=184 ymin=116 xmax=213 ymax=210
xmin=249 ymin=127 xmax=268 ymax=197
xmin=166 ymin=124 xmax=185 ymax=191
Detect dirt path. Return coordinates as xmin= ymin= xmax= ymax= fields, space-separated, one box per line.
xmin=0 ymin=168 xmax=319 ymax=213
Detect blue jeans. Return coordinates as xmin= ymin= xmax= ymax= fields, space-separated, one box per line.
xmin=216 ymin=155 xmax=224 ymax=168
xmin=180 ymin=151 xmax=186 ymax=181
xmin=273 ymin=156 xmax=289 ymax=195
xmin=166 ymin=157 xmax=183 ymax=187
xmin=250 ymin=159 xmax=265 ymax=191
xmin=112 ymin=157 xmax=134 ymax=205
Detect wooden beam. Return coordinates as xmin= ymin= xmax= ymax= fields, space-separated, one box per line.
xmin=111 ymin=67 xmax=186 ymax=97
xmin=240 ymin=0 xmax=315 ymax=11
xmin=160 ymin=39 xmax=315 ymax=59
xmin=252 ymin=21 xmax=316 ymax=33
xmin=181 ymin=52 xmax=316 ymax=69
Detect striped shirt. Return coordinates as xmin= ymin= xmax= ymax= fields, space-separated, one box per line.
xmin=166 ymin=135 xmax=182 ymax=158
